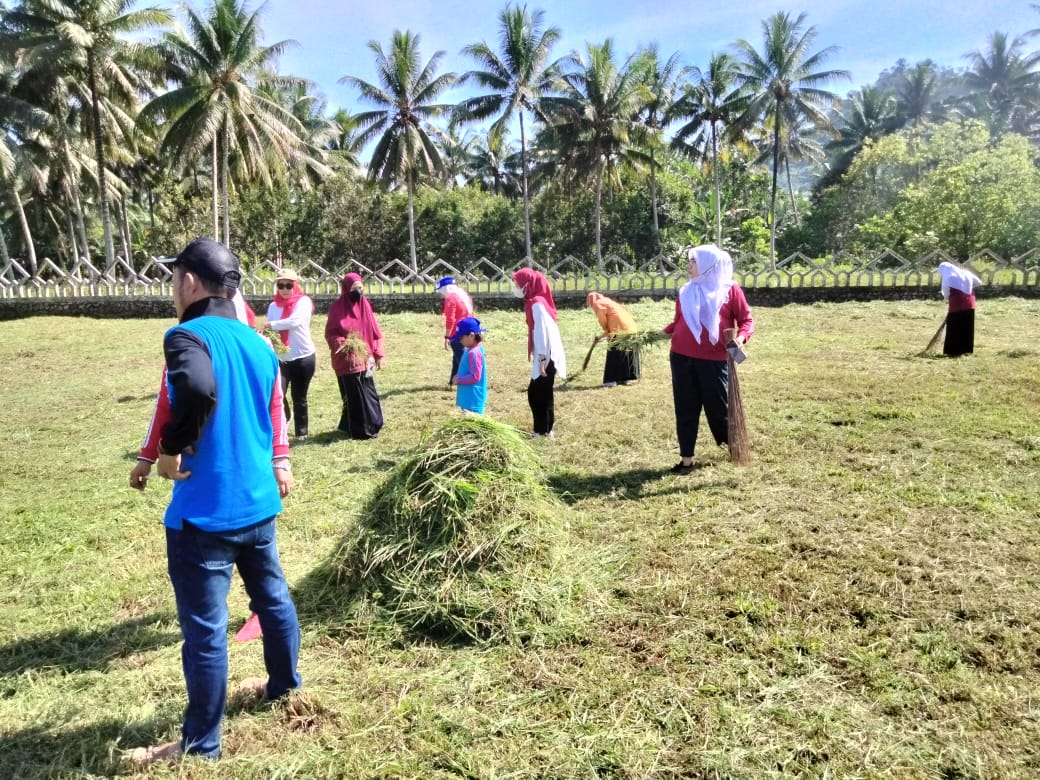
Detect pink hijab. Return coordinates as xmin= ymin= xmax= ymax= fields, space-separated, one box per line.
xmin=328 ymin=272 xmax=383 ymax=349
xmin=513 ymin=268 xmax=557 ymax=358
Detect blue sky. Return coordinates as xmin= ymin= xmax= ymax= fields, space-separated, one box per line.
xmin=256 ymin=0 xmax=1040 ymax=117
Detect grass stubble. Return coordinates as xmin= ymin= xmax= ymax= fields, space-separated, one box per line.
xmin=0 ymin=298 xmax=1037 ymax=778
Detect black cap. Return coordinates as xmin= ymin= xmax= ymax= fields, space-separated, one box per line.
xmin=158 ymin=237 xmax=241 ymax=289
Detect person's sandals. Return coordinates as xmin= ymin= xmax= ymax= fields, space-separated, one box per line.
xmin=128 ymin=740 xmax=183 ymax=766
xmin=670 ymin=461 xmax=694 ymax=474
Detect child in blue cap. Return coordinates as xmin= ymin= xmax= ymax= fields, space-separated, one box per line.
xmin=450 ymin=316 xmax=488 ymax=414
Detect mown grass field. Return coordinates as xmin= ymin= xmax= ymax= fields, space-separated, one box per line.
xmin=0 ymin=297 xmax=1038 ymax=779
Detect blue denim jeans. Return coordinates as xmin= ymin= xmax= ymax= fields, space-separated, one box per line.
xmin=166 ymin=517 xmax=301 ymax=758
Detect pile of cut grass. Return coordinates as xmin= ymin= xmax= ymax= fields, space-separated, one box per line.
xmin=329 ymin=417 xmax=605 ymax=645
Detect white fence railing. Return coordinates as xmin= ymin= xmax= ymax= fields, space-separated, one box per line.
xmin=2 ymin=249 xmax=1039 ymax=299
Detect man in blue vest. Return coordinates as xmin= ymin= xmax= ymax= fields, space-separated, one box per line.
xmin=129 ymin=237 xmax=301 ymax=764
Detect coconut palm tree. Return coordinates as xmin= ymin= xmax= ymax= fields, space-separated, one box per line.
xmin=670 ymin=52 xmax=745 ymax=245
xmin=455 ymin=4 xmax=562 ymax=261
xmin=895 ymin=61 xmax=941 ymax=128
xmin=470 ymin=126 xmax=521 ymax=197
xmin=630 ymin=44 xmax=687 ymax=250
xmin=820 ymin=86 xmax=898 ymax=188
xmin=732 ymin=11 xmax=848 ymax=267
xmin=546 ymin=39 xmax=646 ymax=266
xmin=341 ymin=30 xmax=456 ymax=272
xmin=963 ymin=31 xmax=1040 ymax=139
xmin=141 ymin=0 xmax=309 ymax=246
xmin=3 ymin=0 xmax=171 ymax=268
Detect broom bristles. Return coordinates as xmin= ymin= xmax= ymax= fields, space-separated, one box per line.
xmin=723 ymin=328 xmax=751 ymax=465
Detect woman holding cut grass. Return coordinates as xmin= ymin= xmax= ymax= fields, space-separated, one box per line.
xmin=325 ymin=272 xmax=385 ymax=439
xmin=665 ymin=245 xmax=754 ymax=473
xmin=513 ymin=268 xmax=567 ymax=437
xmin=586 ymin=292 xmax=640 ymax=386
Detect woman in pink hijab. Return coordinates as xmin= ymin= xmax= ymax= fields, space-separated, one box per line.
xmin=512 ymin=268 xmax=567 ymax=436
xmin=663 ymin=245 xmax=754 ymax=473
xmin=324 ymin=273 xmax=385 ymax=439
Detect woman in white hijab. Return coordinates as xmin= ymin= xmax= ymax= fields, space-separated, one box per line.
xmin=662 ymin=245 xmax=754 ymax=473
xmin=936 ymin=261 xmax=982 ymax=356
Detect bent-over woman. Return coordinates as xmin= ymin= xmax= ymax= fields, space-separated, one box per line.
xmin=325 ymin=273 xmax=385 ymax=439
xmin=664 ymin=245 xmax=754 ymax=473
xmin=937 ymin=261 xmax=981 ymax=357
xmin=586 ymin=291 xmax=640 ymax=386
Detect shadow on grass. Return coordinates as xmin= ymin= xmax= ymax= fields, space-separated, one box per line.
xmin=380 ymin=383 xmax=450 ymax=400
xmin=548 ymin=466 xmax=702 ymax=503
xmin=0 ymin=715 xmax=161 ymax=779
xmin=0 ymin=613 xmax=178 ymax=678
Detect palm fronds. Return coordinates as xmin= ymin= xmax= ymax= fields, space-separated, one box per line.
xmin=607 ymin=329 xmax=671 ymax=353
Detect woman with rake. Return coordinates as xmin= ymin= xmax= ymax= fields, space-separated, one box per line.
xmin=937 ymin=261 xmax=982 ymax=357
xmin=586 ymin=292 xmax=640 ymax=387
xmin=665 ymin=245 xmax=754 ymax=473
xmin=513 ymin=268 xmax=567 ymax=437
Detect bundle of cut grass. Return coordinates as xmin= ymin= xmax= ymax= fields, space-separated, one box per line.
xmin=608 ymin=328 xmax=670 ymax=353
xmin=335 ymin=331 xmax=369 ymax=362
xmin=262 ymin=328 xmax=289 ymax=354
xmin=330 ymin=417 xmax=604 ymax=645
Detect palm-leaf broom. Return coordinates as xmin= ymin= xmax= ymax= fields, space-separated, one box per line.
xmin=723 ymin=327 xmax=750 ymax=465
xmin=919 ymin=315 xmax=947 ymax=356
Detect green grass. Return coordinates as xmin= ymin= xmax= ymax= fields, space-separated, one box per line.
xmin=1 ymin=298 xmax=1039 ymax=778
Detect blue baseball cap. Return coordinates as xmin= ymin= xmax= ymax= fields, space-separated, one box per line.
xmin=436 ymin=276 xmax=454 ymax=290
xmin=451 ymin=316 xmax=485 ymax=342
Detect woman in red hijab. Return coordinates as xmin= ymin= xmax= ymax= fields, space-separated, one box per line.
xmin=512 ymin=268 xmax=567 ymax=436
xmin=324 ymin=273 xmax=385 ymax=439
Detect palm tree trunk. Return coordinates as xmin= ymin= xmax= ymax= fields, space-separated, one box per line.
xmin=119 ymin=197 xmax=133 ymax=267
xmin=769 ymin=103 xmax=781 ymax=271
xmin=221 ymin=124 xmax=231 ymax=245
xmin=0 ymin=223 xmax=9 ymax=265
xmin=407 ymin=171 xmax=417 ymax=273
xmin=649 ymin=146 xmax=660 ymax=250
xmin=87 ymin=51 xmax=116 ymax=269
xmin=64 ymin=199 xmax=79 ymax=268
xmin=711 ymin=121 xmax=722 ymax=246
xmin=519 ymin=110 xmax=533 ymax=262
xmin=11 ymin=185 xmax=37 ymax=275
xmin=785 ymin=157 xmax=799 ymax=228
xmin=594 ymin=162 xmax=604 ymax=267
xmin=211 ymin=137 xmax=219 ymax=238
xmin=58 ymin=125 xmax=90 ymax=263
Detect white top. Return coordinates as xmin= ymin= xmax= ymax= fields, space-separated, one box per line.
xmin=530 ymin=301 xmax=567 ymax=380
xmin=267 ymin=296 xmax=316 ymax=361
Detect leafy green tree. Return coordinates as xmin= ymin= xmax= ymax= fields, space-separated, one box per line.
xmin=141 ymin=0 xmax=309 ymax=246
xmin=342 ymin=30 xmax=456 ymax=272
xmin=4 ymin=0 xmax=171 ymax=268
xmin=456 ymin=3 xmax=561 ymax=262
xmin=732 ymin=10 xmax=848 ymax=267
xmin=469 ymin=127 xmax=521 ymax=197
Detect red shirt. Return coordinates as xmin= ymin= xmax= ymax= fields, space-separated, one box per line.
xmin=442 ymin=292 xmax=474 ymax=338
xmin=948 ymin=288 xmax=976 ymax=313
xmin=663 ymin=284 xmax=754 ymax=361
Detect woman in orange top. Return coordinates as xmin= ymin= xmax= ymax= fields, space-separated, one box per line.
xmin=586 ymin=292 xmax=640 ymax=386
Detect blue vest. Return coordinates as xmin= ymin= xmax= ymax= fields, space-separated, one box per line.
xmin=164 ymin=316 xmax=283 ymax=531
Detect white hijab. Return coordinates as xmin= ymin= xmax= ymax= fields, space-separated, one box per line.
xmin=678 ymin=245 xmax=735 ymax=344
xmin=937 ymin=262 xmax=982 ymax=299
xmin=439 ymin=283 xmax=474 ymax=314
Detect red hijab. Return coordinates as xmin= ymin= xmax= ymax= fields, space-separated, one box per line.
xmin=513 ymin=268 xmax=557 ymax=358
xmin=271 ymin=279 xmax=304 ymax=346
xmin=328 ymin=272 xmax=383 ymax=349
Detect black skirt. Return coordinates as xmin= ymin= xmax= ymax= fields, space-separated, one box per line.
xmin=603 ymin=345 xmax=640 ymax=384
xmin=337 ymin=372 xmax=384 ymax=439
xmin=943 ymin=309 xmax=975 ymax=357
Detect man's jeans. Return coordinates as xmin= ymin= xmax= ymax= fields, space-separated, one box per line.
xmin=166 ymin=517 xmax=301 ymax=758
